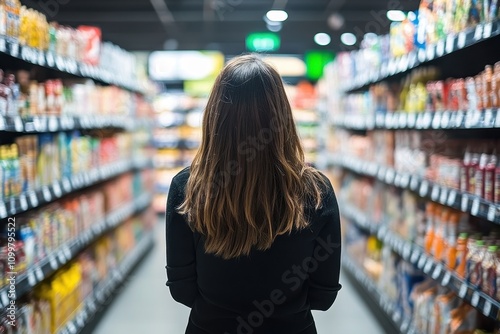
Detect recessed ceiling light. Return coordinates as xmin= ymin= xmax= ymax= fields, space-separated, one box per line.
xmin=267 ymin=22 xmax=282 ymax=32
xmin=314 ymin=33 xmax=331 ymax=46
xmin=328 ymin=12 xmax=345 ymax=30
xmin=387 ymin=10 xmax=406 ymax=21
xmin=266 ymin=10 xmax=288 ymax=22
xmin=340 ymin=33 xmax=357 ymax=46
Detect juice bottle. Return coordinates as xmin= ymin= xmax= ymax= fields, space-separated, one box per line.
xmin=476 ymin=152 xmax=489 ymax=198
xmin=482 ymin=245 xmax=497 ymax=297
xmin=433 ymin=207 xmax=449 ymax=261
xmin=461 ymin=148 xmax=472 ymax=192
xmin=495 ymin=156 xmax=500 ymax=204
xmin=445 ymin=212 xmax=459 ymax=269
xmin=485 ymin=153 xmax=497 ymax=202
xmin=0 ymin=0 xmax=6 ymax=36
xmin=469 ymin=239 xmax=486 ymax=287
xmin=456 ymin=233 xmax=469 ymax=277
xmin=468 ymin=152 xmax=480 ymax=194
xmin=425 ymin=202 xmax=436 ymax=253
xmin=10 ymin=143 xmax=20 ymax=196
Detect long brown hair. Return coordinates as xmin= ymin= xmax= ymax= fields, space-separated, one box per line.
xmin=178 ymin=54 xmax=326 ymax=259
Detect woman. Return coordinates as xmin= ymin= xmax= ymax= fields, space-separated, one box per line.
xmin=166 ymin=54 xmax=341 ymax=334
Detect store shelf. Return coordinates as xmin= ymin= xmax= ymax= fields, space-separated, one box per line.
xmin=343 ymin=253 xmax=420 ymax=334
xmin=0 ymin=37 xmax=143 ymax=93
xmin=0 ymin=158 xmax=152 ymax=219
xmin=342 ymin=202 xmax=500 ymax=321
xmin=0 ymin=192 xmax=152 ymax=310
xmin=332 ymin=109 xmax=500 ymax=131
xmin=342 ymin=20 xmax=500 ymax=92
xmin=57 ymin=230 xmax=154 ymax=334
xmin=330 ymin=155 xmax=500 ymax=224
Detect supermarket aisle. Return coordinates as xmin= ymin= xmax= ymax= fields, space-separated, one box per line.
xmin=95 ymin=219 xmax=384 ymax=334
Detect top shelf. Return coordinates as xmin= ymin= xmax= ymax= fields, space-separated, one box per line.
xmin=0 ymin=37 xmax=144 ymax=94
xmin=342 ymin=20 xmax=500 ymax=93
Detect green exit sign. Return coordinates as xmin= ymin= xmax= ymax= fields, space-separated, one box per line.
xmin=246 ymin=32 xmax=280 ymax=52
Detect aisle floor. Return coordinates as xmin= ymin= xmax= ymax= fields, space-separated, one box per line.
xmin=94 ymin=219 xmax=384 ymax=334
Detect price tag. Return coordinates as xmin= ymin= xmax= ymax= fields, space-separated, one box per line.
xmin=432 ymin=112 xmax=442 ymax=129
xmin=53 ymin=183 xmax=62 ymax=198
xmin=35 ymin=267 xmax=44 ymax=281
xmin=418 ymin=48 xmax=426 ymax=62
xmin=424 ymin=259 xmax=433 ymax=273
xmin=446 ymin=34 xmax=455 ymax=53
xmin=459 ymin=283 xmax=468 ymax=298
xmin=403 ymin=244 xmax=411 ymax=259
xmin=474 ymin=24 xmax=483 ymax=40
xmin=436 ymin=40 xmax=445 ymax=57
xmin=496 ymin=109 xmax=500 ymax=127
xmin=442 ymin=271 xmax=451 ymax=286
xmin=407 ymin=113 xmax=416 ymax=128
xmin=432 ymin=264 xmax=442 ymax=279
xmin=37 ymin=51 xmax=45 ymax=66
xmin=68 ymin=321 xmax=77 ymax=334
xmin=483 ymin=300 xmax=492 ymax=317
xmin=42 ymin=187 xmax=51 ymax=202
xmin=471 ymin=291 xmax=480 ymax=307
xmin=461 ymin=195 xmax=469 ymax=212
xmin=416 ymin=113 xmax=424 ymax=129
xmin=27 ymin=271 xmax=36 ymax=286
xmin=0 ymin=38 xmax=6 ymax=52
xmin=401 ymin=319 xmax=410 ymax=332
xmin=487 ymin=205 xmax=496 ymax=222
xmin=48 ymin=117 xmax=58 ymax=131
xmin=46 ymin=52 xmax=55 ymax=67
xmin=76 ymin=315 xmax=84 ymax=328
xmin=440 ymin=188 xmax=448 ymax=204
xmin=10 ymin=43 xmax=19 ymax=57
xmin=482 ymin=21 xmax=493 ymax=38
xmin=19 ymin=195 xmax=28 ymax=210
xmin=471 ymin=198 xmax=480 ymax=216
xmin=0 ymin=117 xmax=5 ymax=131
xmin=386 ymin=169 xmax=395 ymax=184
xmin=400 ymin=174 xmax=410 ymax=188
xmin=1 ymin=291 xmax=8 ymax=306
xmin=14 ymin=117 xmax=23 ymax=132
xmin=448 ymin=190 xmax=457 ymax=206
xmin=420 ymin=181 xmax=429 ymax=197
xmin=62 ymin=178 xmax=71 ymax=192
xmin=0 ymin=202 xmax=6 ymax=218
xmin=49 ymin=255 xmax=58 ymax=270
xmin=484 ymin=109 xmax=494 ymax=127
xmin=441 ymin=111 xmax=451 ymax=128
xmin=418 ymin=255 xmax=427 ymax=269
xmin=58 ymin=251 xmax=66 ymax=263
xmin=431 ymin=185 xmax=440 ymax=201
xmin=29 ymin=191 xmax=38 ymax=208
xmin=458 ymin=32 xmax=466 ymax=48
xmin=426 ymin=45 xmax=435 ymax=60
xmin=64 ymin=246 xmax=72 ymax=260
xmin=410 ymin=177 xmax=420 ymax=191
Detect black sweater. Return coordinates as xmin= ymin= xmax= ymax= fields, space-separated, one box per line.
xmin=166 ymin=168 xmax=342 ymax=334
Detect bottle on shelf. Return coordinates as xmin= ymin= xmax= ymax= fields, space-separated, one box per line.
xmin=481 ymin=245 xmax=498 ymax=298
xmin=456 ymin=233 xmax=469 ymax=278
xmin=425 ymin=202 xmax=436 ymax=254
xmin=468 ymin=239 xmax=486 ymax=287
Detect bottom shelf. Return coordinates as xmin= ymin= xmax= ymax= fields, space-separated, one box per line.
xmin=57 ymin=231 xmax=155 ymax=334
xmin=343 ymin=253 xmax=420 ymax=334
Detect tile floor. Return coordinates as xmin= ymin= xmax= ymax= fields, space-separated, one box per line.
xmin=94 ymin=220 xmax=384 ymax=334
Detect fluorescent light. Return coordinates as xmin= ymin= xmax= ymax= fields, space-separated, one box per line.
xmin=387 ymin=10 xmax=406 ymax=21
xmin=266 ymin=10 xmax=288 ymax=22
xmin=340 ymin=33 xmax=357 ymax=46
xmin=314 ymin=33 xmax=331 ymax=46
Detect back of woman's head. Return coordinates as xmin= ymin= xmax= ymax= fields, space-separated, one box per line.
xmin=179 ymin=54 xmax=325 ymax=259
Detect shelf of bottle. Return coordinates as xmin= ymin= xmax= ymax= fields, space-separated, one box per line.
xmin=341 ymin=20 xmax=500 ymax=92
xmin=0 ymin=36 xmax=143 ymax=94
xmin=330 ymin=155 xmax=500 ymax=225
xmin=331 ymin=108 xmax=500 ymax=131
xmin=342 ymin=202 xmax=500 ymax=321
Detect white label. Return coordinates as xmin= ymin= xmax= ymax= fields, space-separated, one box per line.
xmin=401 ymin=319 xmax=409 ymax=332
xmin=456 ymin=111 xmax=465 ymax=127
xmin=76 ymin=315 xmax=84 ymax=328
xmin=19 ymin=195 xmax=28 ymax=210
xmin=461 ymin=195 xmax=469 ymax=211
xmin=483 ymin=22 xmax=493 ymax=38
xmin=14 ymin=117 xmax=23 ymax=132
xmin=446 ymin=35 xmax=455 ymax=53
xmin=484 ymin=109 xmax=494 ymax=127
xmin=403 ymin=244 xmax=411 ymax=259
xmin=487 ymin=205 xmax=496 ymax=222
xmin=441 ymin=111 xmax=451 ymax=128
xmin=424 ymin=259 xmax=433 ymax=273
xmin=432 ymin=264 xmax=442 ymax=279
xmin=1 ymin=291 xmax=8 ymax=306
xmin=0 ymin=117 xmax=5 ymax=131
xmin=29 ymin=191 xmax=38 ymax=208
xmin=0 ymin=38 xmax=6 ymax=52
xmin=420 ymin=181 xmax=429 ymax=197
xmin=442 ymin=271 xmax=451 ymax=286
xmin=431 ymin=186 xmax=440 ymax=201
xmin=432 ymin=112 xmax=442 ymax=129
xmin=483 ymin=300 xmax=492 ymax=316
xmin=471 ymin=291 xmax=480 ymax=307
xmin=48 ymin=117 xmax=58 ymax=131
xmin=474 ymin=24 xmax=483 ymax=40
xmin=68 ymin=321 xmax=77 ymax=334
xmin=27 ymin=271 xmax=36 ymax=286
xmin=58 ymin=251 xmax=66 ymax=263
xmin=436 ymin=40 xmax=445 ymax=56
xmin=46 ymin=52 xmax=55 ymax=66
xmin=53 ymin=183 xmax=62 ymax=198
xmin=42 ymin=187 xmax=51 ymax=202
xmin=10 ymin=43 xmax=19 ymax=57
xmin=448 ymin=190 xmax=457 ymax=206
xmin=459 ymin=283 xmax=468 ymax=298
xmin=0 ymin=203 xmax=7 ymax=218
xmin=458 ymin=32 xmax=466 ymax=48
xmin=426 ymin=45 xmax=435 ymax=60
xmin=64 ymin=246 xmax=72 ymax=260
xmin=49 ymin=256 xmax=58 ymax=270
xmin=410 ymin=177 xmax=419 ymax=191
xmin=418 ymin=48 xmax=426 ymax=62
xmin=471 ymin=198 xmax=480 ymax=216
xmin=418 ymin=256 xmax=427 ymax=269
xmin=440 ymin=188 xmax=448 ymax=204
xmin=62 ymin=178 xmax=71 ymax=192
xmin=35 ymin=267 xmax=44 ymax=281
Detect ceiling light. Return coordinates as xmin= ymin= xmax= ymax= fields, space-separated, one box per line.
xmin=328 ymin=12 xmax=345 ymax=30
xmin=267 ymin=22 xmax=282 ymax=32
xmin=314 ymin=33 xmax=331 ymax=46
xmin=387 ymin=10 xmax=406 ymax=21
xmin=407 ymin=11 xmax=416 ymax=21
xmin=340 ymin=33 xmax=357 ymax=46
xmin=266 ymin=10 xmax=288 ymax=22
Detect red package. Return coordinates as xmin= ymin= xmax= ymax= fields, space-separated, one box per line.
xmin=77 ymin=26 xmax=102 ymax=66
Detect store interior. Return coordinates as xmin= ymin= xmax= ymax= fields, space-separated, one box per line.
xmin=0 ymin=0 xmax=499 ymax=333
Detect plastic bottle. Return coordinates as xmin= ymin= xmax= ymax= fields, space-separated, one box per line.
xmin=485 ymin=153 xmax=497 ymax=202
xmin=461 ymin=148 xmax=472 ymax=192
xmin=469 ymin=152 xmax=480 ymax=194
xmin=433 ymin=208 xmax=449 ymax=261
xmin=10 ymin=144 xmax=20 ymax=196
xmin=495 ymin=156 xmax=500 ymax=204
xmin=469 ymin=240 xmax=486 ymax=287
xmin=482 ymin=245 xmax=497 ymax=297
xmin=476 ymin=151 xmax=489 ymax=198
xmin=456 ymin=233 xmax=469 ymax=277
xmin=445 ymin=213 xmax=459 ymax=269
xmin=425 ymin=203 xmax=436 ymax=254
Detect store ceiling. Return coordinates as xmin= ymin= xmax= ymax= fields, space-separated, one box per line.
xmin=26 ymin=0 xmax=418 ymax=55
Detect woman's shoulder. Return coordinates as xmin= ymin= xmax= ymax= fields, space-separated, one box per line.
xmin=171 ymin=166 xmax=191 ymax=188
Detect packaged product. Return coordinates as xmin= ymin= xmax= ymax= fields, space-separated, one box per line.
xmin=481 ymin=245 xmax=497 ymax=297
xmin=468 ymin=239 xmax=486 ymax=287
xmin=433 ymin=292 xmax=460 ymax=334
xmin=449 ymin=303 xmax=479 ymax=333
